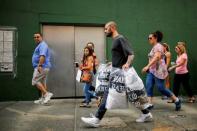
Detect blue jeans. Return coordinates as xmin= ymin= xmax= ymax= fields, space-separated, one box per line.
xmin=95 ymin=90 xmax=109 ymax=120
xmin=146 ymin=72 xmax=173 ymax=97
xmin=84 ymin=83 xmax=92 ymax=103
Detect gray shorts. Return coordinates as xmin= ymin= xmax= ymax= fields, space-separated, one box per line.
xmin=32 ymin=68 xmax=49 ymax=86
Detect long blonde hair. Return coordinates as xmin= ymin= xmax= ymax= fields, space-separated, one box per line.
xmin=176 ymin=42 xmax=186 ymax=54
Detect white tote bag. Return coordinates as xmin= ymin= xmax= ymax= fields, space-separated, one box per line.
xmin=76 ymin=69 xmax=82 ymax=82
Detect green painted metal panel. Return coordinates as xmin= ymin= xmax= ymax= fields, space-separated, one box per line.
xmin=0 ymin=0 xmax=196 ymax=101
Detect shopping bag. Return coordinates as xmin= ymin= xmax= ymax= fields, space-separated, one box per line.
xmin=124 ymin=67 xmax=148 ymax=109
xmin=124 ymin=67 xmax=144 ymax=91
xmin=76 ymin=69 xmax=82 ymax=82
xmin=106 ymin=68 xmax=128 ymax=109
xmin=95 ymin=64 xmax=111 ymax=96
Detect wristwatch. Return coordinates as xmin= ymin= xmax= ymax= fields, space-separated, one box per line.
xmin=38 ymin=64 xmax=42 ymax=67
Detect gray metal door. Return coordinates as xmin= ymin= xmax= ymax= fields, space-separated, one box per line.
xmin=42 ymin=25 xmax=105 ymax=97
xmin=42 ymin=25 xmax=75 ymax=97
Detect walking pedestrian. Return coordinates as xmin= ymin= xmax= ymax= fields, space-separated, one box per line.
xmin=142 ymin=31 xmax=181 ymax=111
xmin=168 ymin=42 xmax=195 ymax=103
xmin=79 ymin=46 xmax=94 ymax=107
xmin=81 ymin=21 xmax=153 ymax=127
xmin=32 ymin=33 xmax=53 ymax=104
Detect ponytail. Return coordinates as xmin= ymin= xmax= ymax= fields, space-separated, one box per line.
xmin=152 ymin=30 xmax=163 ymax=42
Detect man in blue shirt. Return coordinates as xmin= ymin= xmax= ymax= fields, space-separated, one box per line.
xmin=32 ymin=33 xmax=53 ymax=104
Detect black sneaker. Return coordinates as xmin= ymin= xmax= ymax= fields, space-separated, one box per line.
xmin=175 ymin=99 xmax=181 ymax=111
xmin=147 ymin=104 xmax=154 ymax=110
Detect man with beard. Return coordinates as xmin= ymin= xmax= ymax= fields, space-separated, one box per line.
xmin=81 ymin=21 xmax=153 ymax=127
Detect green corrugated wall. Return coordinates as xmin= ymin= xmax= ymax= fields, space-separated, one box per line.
xmin=0 ymin=0 xmax=196 ymax=101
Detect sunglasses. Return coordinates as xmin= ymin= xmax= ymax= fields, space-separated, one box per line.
xmin=33 ymin=36 xmax=40 ymax=38
xmin=175 ymin=46 xmax=181 ymax=50
xmin=148 ymin=37 xmax=153 ymax=40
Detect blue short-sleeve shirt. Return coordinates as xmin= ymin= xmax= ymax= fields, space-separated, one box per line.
xmin=32 ymin=41 xmax=51 ymax=69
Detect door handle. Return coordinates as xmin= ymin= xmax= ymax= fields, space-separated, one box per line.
xmin=74 ymin=62 xmax=79 ymax=68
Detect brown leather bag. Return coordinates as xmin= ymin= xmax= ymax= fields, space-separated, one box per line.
xmin=81 ymin=70 xmax=92 ymax=83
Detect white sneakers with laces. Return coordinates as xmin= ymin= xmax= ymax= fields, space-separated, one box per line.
xmin=81 ymin=115 xmax=100 ymax=127
xmin=136 ymin=112 xmax=153 ymax=123
xmin=34 ymin=97 xmax=44 ymax=104
xmin=34 ymin=92 xmax=53 ymax=104
xmin=43 ymin=92 xmax=53 ymax=104
xmin=81 ymin=112 xmax=153 ymax=127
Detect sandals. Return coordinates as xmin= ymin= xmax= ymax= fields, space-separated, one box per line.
xmin=80 ymin=103 xmax=91 ymax=108
xmin=167 ymin=97 xmax=196 ymax=103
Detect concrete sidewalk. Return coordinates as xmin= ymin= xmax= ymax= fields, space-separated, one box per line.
xmin=0 ymin=97 xmax=197 ymax=131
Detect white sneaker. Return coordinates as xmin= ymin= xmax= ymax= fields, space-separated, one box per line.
xmin=89 ymin=113 xmax=96 ymax=118
xmin=81 ymin=117 xmax=100 ymax=127
xmin=43 ymin=92 xmax=53 ymax=104
xmin=34 ymin=97 xmax=44 ymax=104
xmin=136 ymin=113 xmax=153 ymax=123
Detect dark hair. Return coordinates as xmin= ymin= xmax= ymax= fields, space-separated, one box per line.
xmin=82 ymin=46 xmax=93 ymax=64
xmin=87 ymin=42 xmax=94 ymax=48
xmin=34 ymin=32 xmax=43 ymax=36
xmin=152 ymin=30 xmax=163 ymax=42
xmin=86 ymin=42 xmax=95 ymax=52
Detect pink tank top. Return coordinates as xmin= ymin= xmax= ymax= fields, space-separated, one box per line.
xmin=175 ymin=53 xmax=188 ymax=74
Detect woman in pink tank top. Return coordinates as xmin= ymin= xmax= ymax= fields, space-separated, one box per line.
xmin=168 ymin=42 xmax=195 ymax=103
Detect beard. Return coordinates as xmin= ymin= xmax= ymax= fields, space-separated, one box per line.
xmin=105 ymin=31 xmax=113 ymax=37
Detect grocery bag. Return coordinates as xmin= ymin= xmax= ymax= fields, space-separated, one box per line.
xmin=76 ymin=69 xmax=82 ymax=82
xmin=124 ymin=67 xmax=148 ymax=109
